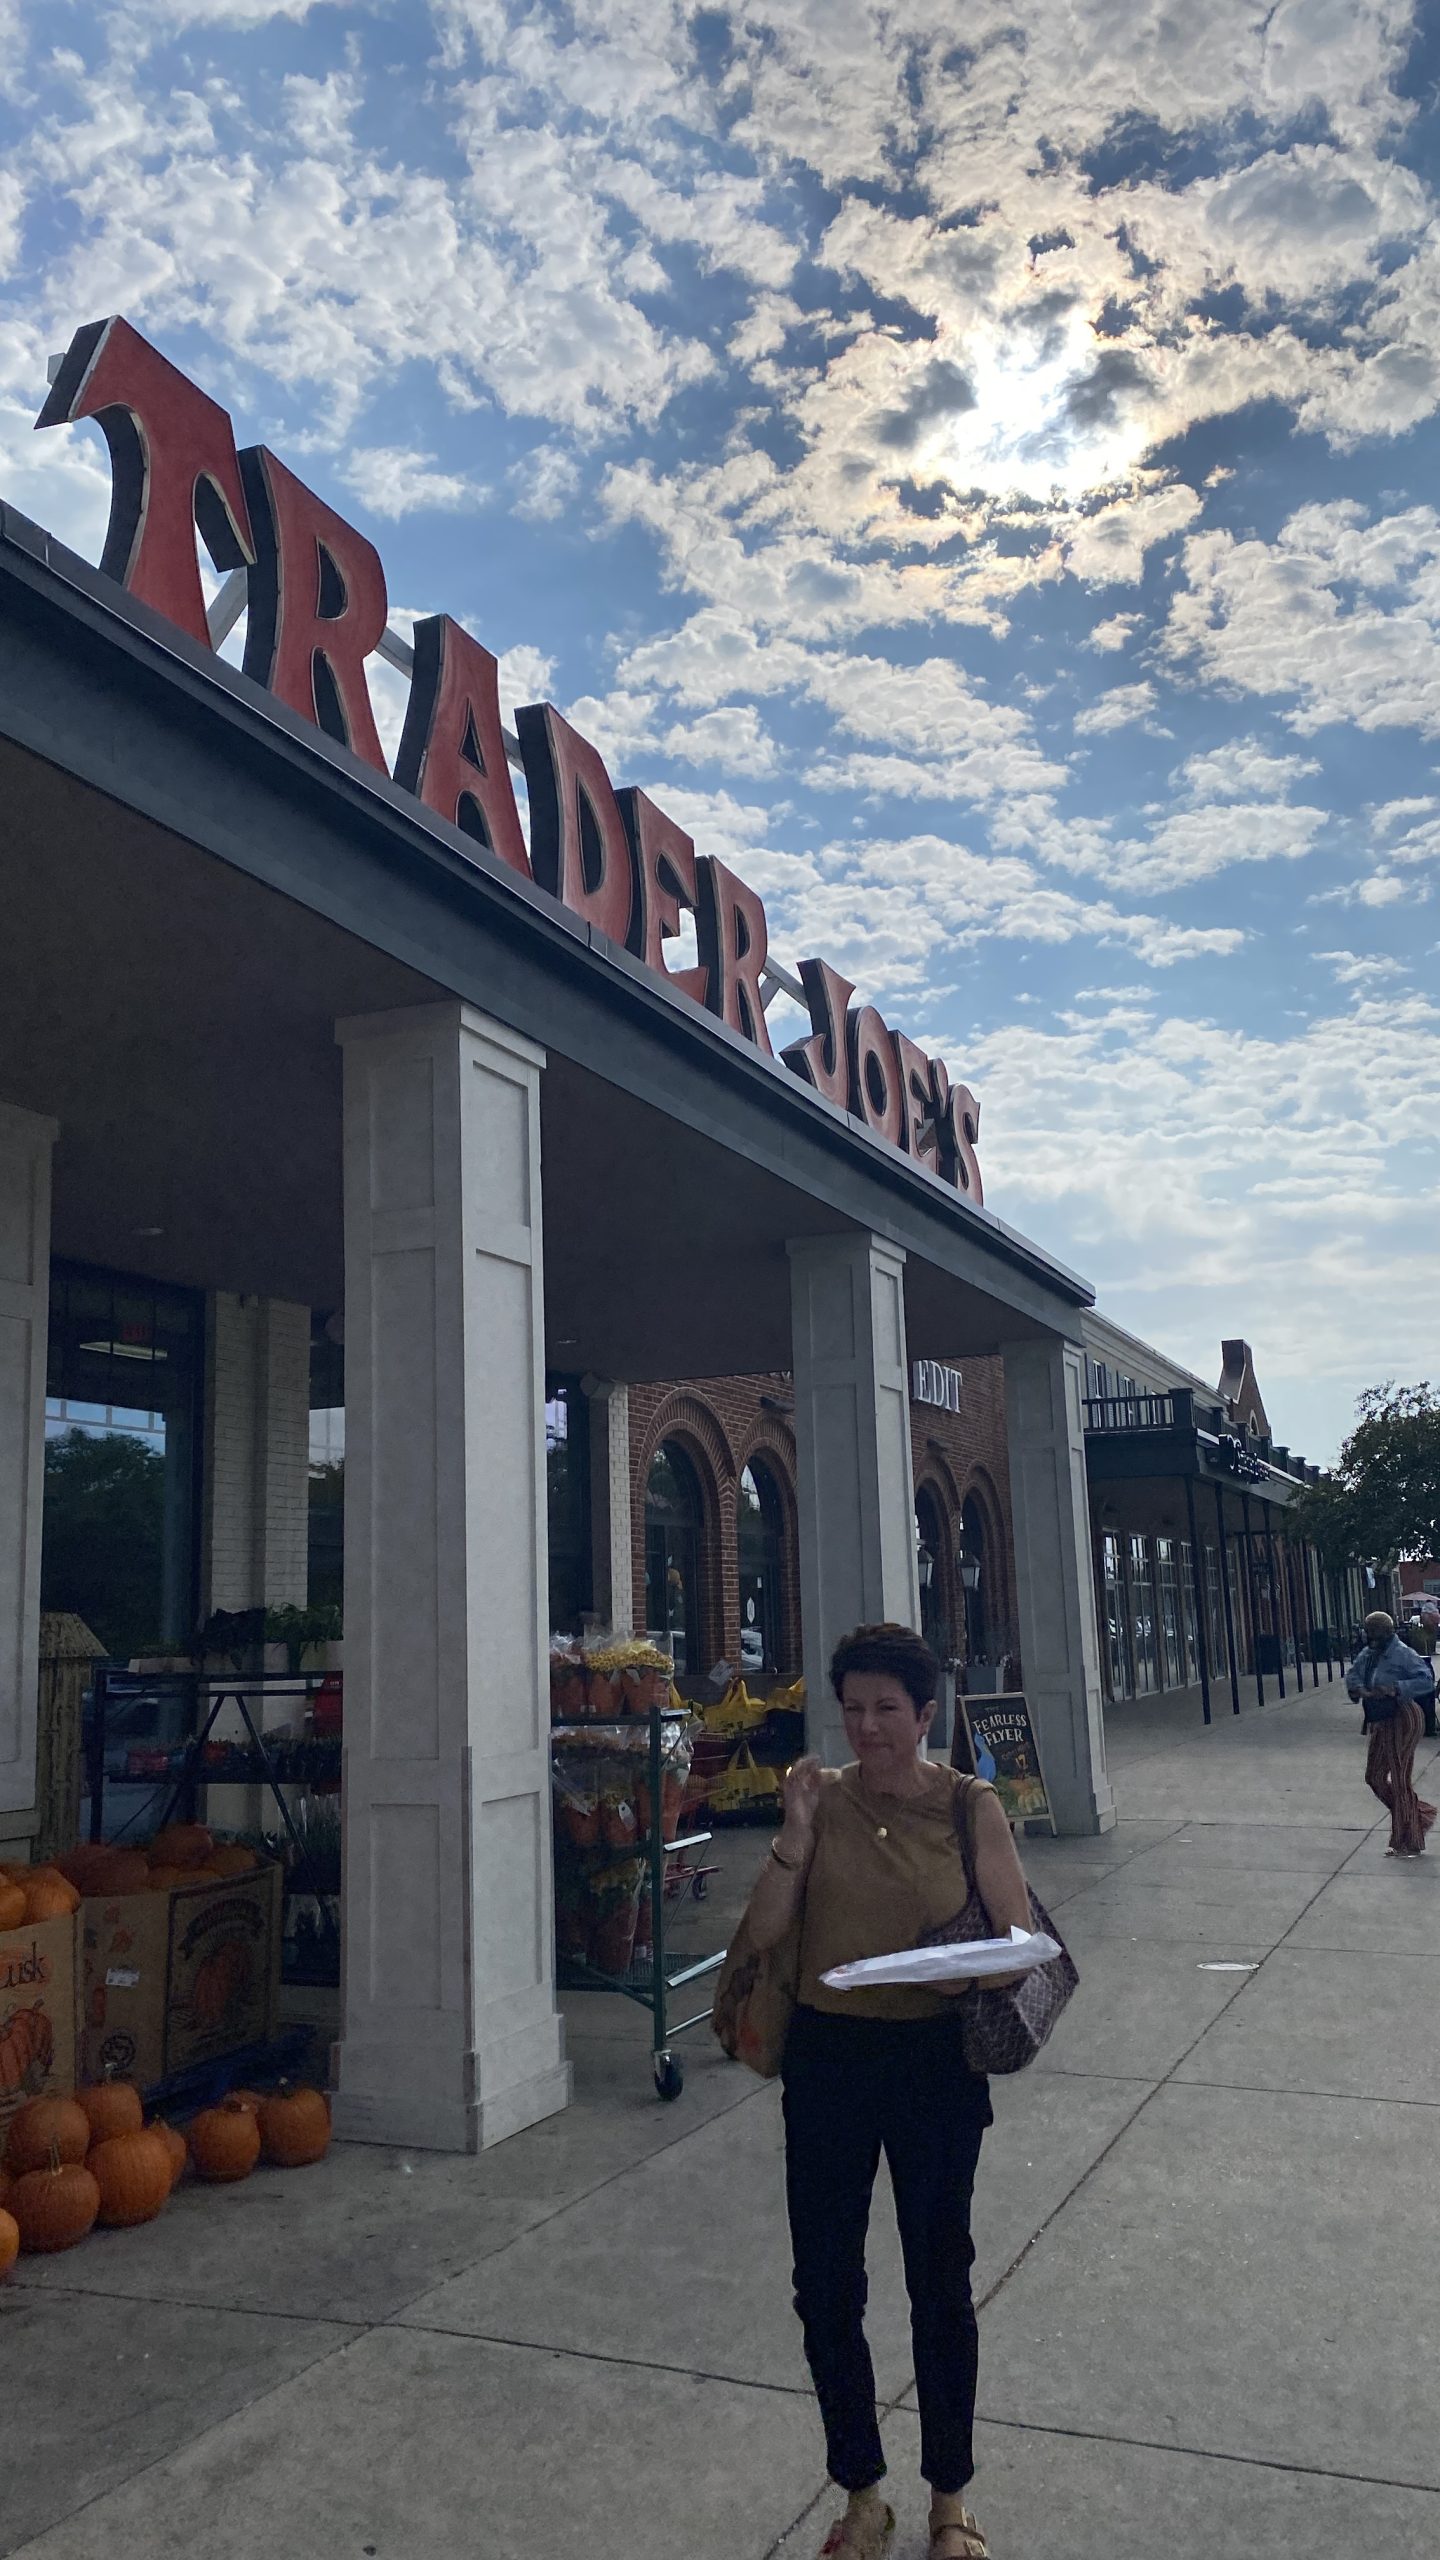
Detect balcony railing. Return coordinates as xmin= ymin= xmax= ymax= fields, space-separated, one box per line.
xmin=1083 ymin=1391 xmax=1185 ymax=1432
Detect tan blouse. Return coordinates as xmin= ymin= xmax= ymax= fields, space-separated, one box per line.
xmin=797 ymin=1762 xmax=992 ymax=2022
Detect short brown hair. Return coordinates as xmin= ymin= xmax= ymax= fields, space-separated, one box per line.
xmin=830 ymin=1623 xmax=940 ymax=1716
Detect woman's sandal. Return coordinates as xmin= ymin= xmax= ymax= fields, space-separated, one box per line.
xmin=817 ymin=2502 xmax=895 ymax=2560
xmin=929 ymin=2513 xmax=989 ymax=2560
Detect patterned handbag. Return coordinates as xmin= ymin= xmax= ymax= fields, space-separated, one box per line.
xmin=927 ymin=1776 xmax=1079 ymax=2075
xmin=710 ymin=1906 xmax=801 ymax=2080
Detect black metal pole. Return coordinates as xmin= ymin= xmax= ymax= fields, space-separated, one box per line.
xmin=1264 ymin=1510 xmax=1286 ymax=1699
xmin=1184 ymin=1472 xmax=1212 ymax=1724
xmin=1241 ymin=1493 xmax=1265 ymax=1705
xmin=1320 ymin=1553 xmax=1333 ymax=1677
xmin=1215 ymin=1481 xmax=1242 ymax=1716
xmin=87 ymin=1663 xmax=109 ymax=1843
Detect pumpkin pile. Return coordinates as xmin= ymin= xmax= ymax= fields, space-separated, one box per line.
xmin=0 ymin=2069 xmax=330 ymax=2275
xmin=43 ymin=1826 xmax=261 ymax=1900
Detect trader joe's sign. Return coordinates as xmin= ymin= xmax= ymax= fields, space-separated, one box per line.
xmin=954 ymin=1694 xmax=1054 ymax=1831
xmin=35 ymin=316 xmax=982 ymax=1200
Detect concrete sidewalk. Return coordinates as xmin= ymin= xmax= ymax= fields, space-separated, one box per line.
xmin=5 ymin=1672 xmax=1438 ymax=2559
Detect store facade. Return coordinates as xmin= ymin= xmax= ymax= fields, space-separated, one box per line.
xmin=1082 ymin=1320 xmax=1371 ymax=1722
xmin=0 ymin=315 xmax=1115 ymax=2152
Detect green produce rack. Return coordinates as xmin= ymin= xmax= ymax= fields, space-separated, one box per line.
xmin=550 ymin=1704 xmax=724 ymax=2101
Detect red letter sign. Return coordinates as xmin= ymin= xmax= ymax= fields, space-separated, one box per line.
xmin=393 ymin=616 xmax=530 ymax=877
xmin=892 ymin=1031 xmax=939 ymax=1164
xmin=238 ymin=446 xmax=389 ymax=771
xmin=616 ymin=789 xmax=708 ymax=998
xmin=695 ymin=857 xmax=773 ymax=1054
xmin=929 ymin=1059 xmax=984 ymax=1200
xmin=781 ymin=957 xmax=855 ymax=1106
xmin=847 ymin=1005 xmax=905 ymax=1148
xmin=517 ymin=704 xmax=636 ymax=948
xmin=36 ymin=316 xmax=253 ymax=649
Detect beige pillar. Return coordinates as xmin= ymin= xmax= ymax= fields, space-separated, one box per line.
xmin=1002 ymin=1336 xmax=1115 ymax=1836
xmin=789 ymin=1233 xmax=920 ymax=1766
xmin=333 ymin=1001 xmax=569 ymax=2152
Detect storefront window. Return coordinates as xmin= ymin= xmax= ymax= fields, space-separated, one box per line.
xmin=1205 ymin=1543 xmax=1229 ymax=1677
xmin=645 ymin=1442 xmax=703 ymax=1674
xmin=1178 ymin=1539 xmax=1200 ymax=1683
xmin=545 ymin=1379 xmax=591 ymax=1635
xmin=1128 ymin=1534 xmax=1159 ymax=1695
xmin=915 ymin=1485 xmax=950 ymax=1666
xmin=737 ymin=1462 xmax=784 ymax=1675
xmin=1156 ymin=1538 xmax=1184 ymax=1689
xmin=308 ymin=1319 xmax=345 ymax=1615
xmin=42 ymin=1262 xmax=203 ymax=1659
xmin=961 ymin=1495 xmax=987 ymax=1664
xmin=1100 ymin=1531 xmax=1131 ymax=1701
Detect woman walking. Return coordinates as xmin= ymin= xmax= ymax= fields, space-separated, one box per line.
xmin=1346 ymin=1609 xmax=1437 ymax=1856
xmin=727 ymin=1624 xmax=1037 ymax=2560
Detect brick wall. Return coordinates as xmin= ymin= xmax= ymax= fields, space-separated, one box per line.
xmin=627 ymin=1358 xmax=1016 ymax=1680
xmin=202 ymin=1294 xmax=311 ymax=1614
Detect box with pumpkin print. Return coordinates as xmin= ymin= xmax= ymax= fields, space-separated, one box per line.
xmin=81 ymin=1859 xmax=282 ymax=2088
xmin=0 ymin=1912 xmax=81 ymax=2144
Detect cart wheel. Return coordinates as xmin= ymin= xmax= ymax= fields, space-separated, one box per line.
xmin=691 ymin=1872 xmax=709 ymax=1901
xmin=654 ymin=2052 xmax=684 ymax=2102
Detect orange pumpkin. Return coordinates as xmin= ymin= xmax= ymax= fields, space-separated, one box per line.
xmin=188 ymin=2099 xmax=260 ymax=2183
xmin=148 ymin=1824 xmax=213 ymax=1869
xmin=55 ymin=1844 xmax=112 ymax=1891
xmin=0 ymin=1880 xmax=25 ymax=1933
xmin=205 ymin=1845 xmax=258 ymax=1879
xmin=77 ymin=2076 xmax=144 ymax=2147
xmin=145 ymin=1865 xmax=191 ymax=1892
xmin=90 ymin=2128 xmax=172 ymax=2227
xmin=0 ymin=2204 xmax=18 ymax=2275
xmin=258 ymin=2082 xmax=331 ymax=2169
xmin=22 ymin=1873 xmax=79 ymax=1923
xmin=89 ymin=1850 xmax=151 ymax=1896
xmin=0 ymin=2001 xmax=54 ymax=2102
xmin=149 ymin=2120 xmax=188 ymax=2190
xmin=6 ymin=2094 xmax=90 ymax=2174
xmin=10 ymin=2153 xmax=100 ymax=2253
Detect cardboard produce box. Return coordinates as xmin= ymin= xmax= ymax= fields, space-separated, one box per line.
xmin=82 ymin=1859 xmax=282 ymax=2088
xmin=0 ymin=1911 xmax=80 ymax=2143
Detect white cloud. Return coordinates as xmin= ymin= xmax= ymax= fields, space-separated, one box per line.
xmin=339 ymin=445 xmax=489 ymax=519
xmin=1087 ymin=612 xmax=1143 ymax=654
xmin=1178 ymin=738 xmax=1322 ymax=801
xmin=1164 ymin=501 xmax=1440 ymax=734
xmin=509 ymin=442 xmax=582 ymax=523
xmin=1074 ymin=683 xmax=1157 ymax=735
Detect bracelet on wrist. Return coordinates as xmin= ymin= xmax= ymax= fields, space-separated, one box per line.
xmin=769 ymin=1836 xmax=804 ymax=1872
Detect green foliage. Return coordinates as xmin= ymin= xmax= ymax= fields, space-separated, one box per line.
xmin=1291 ymin=1383 xmax=1440 ymax=1569
xmin=41 ymin=1428 xmax=166 ymax=1661
xmin=264 ymin=1602 xmax=342 ymax=1671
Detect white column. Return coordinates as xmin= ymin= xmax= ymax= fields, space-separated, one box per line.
xmin=1002 ymin=1336 xmax=1115 ymax=1836
xmin=0 ymin=1103 xmax=56 ymax=1822
xmin=202 ymin=1294 xmax=311 ymax=1612
xmin=788 ymin=1234 xmax=920 ymax=1766
xmin=584 ymin=1377 xmax=633 ymax=1636
xmin=333 ymin=1001 xmax=570 ymax=2152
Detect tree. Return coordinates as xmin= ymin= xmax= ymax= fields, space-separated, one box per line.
xmin=1290 ymin=1384 xmax=1440 ymax=1572
xmin=41 ymin=1427 xmax=166 ymax=1660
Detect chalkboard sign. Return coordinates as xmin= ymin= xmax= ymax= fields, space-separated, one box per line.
xmin=952 ymin=1693 xmax=1054 ymax=1832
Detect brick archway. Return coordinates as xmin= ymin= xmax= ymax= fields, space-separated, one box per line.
xmin=633 ymin=1392 xmax=735 ymax=1672
xmin=734 ymin=1423 xmax=801 ymax=1678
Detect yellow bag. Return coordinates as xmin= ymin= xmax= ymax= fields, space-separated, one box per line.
xmin=703 ymin=1679 xmax=768 ymax=1738
xmin=709 ymin=1740 xmax=782 ymax=1817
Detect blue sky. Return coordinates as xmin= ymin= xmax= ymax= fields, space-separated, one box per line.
xmin=2 ymin=0 xmax=1438 ymax=1461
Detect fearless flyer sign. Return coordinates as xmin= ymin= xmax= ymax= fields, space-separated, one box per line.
xmin=953 ymin=1693 xmax=1055 ymax=1832
xmin=32 ymin=317 xmax=983 ymax=1200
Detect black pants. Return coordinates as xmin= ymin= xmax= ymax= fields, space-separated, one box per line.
xmin=782 ymin=2006 xmax=991 ymax=2496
